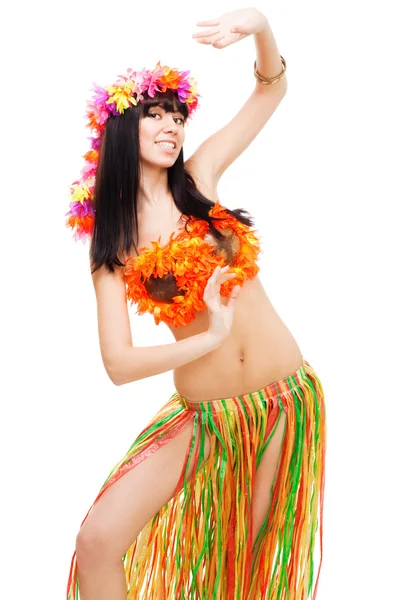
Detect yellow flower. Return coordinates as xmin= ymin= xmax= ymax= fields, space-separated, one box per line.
xmin=105 ymin=83 xmax=137 ymax=113
xmin=71 ymin=183 xmax=91 ymax=205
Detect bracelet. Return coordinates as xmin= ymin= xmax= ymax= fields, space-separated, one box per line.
xmin=254 ymin=55 xmax=286 ymax=85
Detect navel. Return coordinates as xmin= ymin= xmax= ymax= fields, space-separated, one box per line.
xmin=239 ymin=352 xmax=245 ymax=363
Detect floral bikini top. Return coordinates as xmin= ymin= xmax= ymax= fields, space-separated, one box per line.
xmin=123 ymin=201 xmax=262 ymax=328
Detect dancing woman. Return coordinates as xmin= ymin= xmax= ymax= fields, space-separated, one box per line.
xmin=66 ymin=7 xmax=326 ymax=599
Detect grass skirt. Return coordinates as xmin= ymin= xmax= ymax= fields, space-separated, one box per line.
xmin=67 ymin=358 xmax=326 ymax=599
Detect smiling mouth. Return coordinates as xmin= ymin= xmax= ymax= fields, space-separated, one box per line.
xmin=155 ymin=141 xmax=176 ymax=149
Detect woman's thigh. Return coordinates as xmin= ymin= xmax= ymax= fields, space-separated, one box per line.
xmin=251 ymin=409 xmax=287 ymax=544
xmin=76 ymin=418 xmax=210 ymax=565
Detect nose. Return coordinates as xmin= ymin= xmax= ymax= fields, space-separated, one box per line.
xmin=162 ymin=115 xmax=179 ymax=134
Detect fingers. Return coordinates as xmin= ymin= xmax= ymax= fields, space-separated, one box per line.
xmin=205 ymin=266 xmax=225 ymax=288
xmin=203 ymin=266 xmax=240 ymax=321
xmin=193 ymin=30 xmax=225 ymax=46
xmin=209 ymin=33 xmax=226 ymax=46
xmin=194 ymin=37 xmax=218 ymax=46
xmin=204 ymin=266 xmax=235 ymax=311
xmin=192 ymin=27 xmax=219 ymax=39
xmin=205 ymin=266 xmax=235 ymax=290
xmin=196 ymin=19 xmax=220 ymax=27
xmin=226 ymin=285 xmax=241 ymax=309
xmin=195 ymin=36 xmax=226 ymax=47
xmin=212 ymin=265 xmax=231 ymax=280
xmin=205 ymin=265 xmax=222 ymax=289
xmin=216 ymin=265 xmax=235 ymax=280
xmin=210 ymin=37 xmax=228 ymax=49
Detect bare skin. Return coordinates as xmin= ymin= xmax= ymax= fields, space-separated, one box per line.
xmin=174 ymin=277 xmax=303 ymax=402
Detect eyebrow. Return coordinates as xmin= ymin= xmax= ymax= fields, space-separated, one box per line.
xmin=148 ymin=102 xmax=185 ymax=116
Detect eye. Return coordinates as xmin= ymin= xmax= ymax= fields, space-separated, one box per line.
xmin=174 ymin=117 xmax=185 ymax=125
xmin=148 ymin=112 xmax=161 ymax=119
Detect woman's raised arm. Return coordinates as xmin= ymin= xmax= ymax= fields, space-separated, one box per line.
xmin=187 ymin=8 xmax=287 ymax=182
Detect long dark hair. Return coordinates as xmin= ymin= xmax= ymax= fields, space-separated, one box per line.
xmin=90 ymin=89 xmax=255 ymax=274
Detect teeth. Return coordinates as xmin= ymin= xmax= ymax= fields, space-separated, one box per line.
xmin=156 ymin=142 xmax=175 ymax=149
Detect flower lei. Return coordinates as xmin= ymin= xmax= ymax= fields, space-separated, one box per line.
xmin=123 ymin=202 xmax=262 ymax=328
xmin=65 ymin=62 xmax=199 ymax=242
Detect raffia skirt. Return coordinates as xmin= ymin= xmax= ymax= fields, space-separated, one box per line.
xmin=67 ymin=358 xmax=326 ymax=600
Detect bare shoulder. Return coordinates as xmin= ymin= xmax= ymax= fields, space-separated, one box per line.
xmin=91 ymin=262 xmax=126 ymax=290
xmin=91 ymin=262 xmax=128 ymax=315
xmin=184 ymin=157 xmax=220 ymax=203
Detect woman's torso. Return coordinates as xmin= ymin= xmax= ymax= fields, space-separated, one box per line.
xmin=170 ymin=275 xmax=303 ymax=402
xmin=127 ymin=198 xmax=303 ymax=403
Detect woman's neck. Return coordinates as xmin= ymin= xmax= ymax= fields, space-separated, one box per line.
xmin=137 ymin=163 xmax=170 ymax=211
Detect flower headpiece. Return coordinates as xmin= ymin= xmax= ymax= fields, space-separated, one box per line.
xmin=65 ymin=62 xmax=199 ymax=242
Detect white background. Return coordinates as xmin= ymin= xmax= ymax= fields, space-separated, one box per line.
xmin=1 ymin=0 xmax=399 ymax=598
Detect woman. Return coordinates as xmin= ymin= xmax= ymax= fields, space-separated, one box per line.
xmin=66 ymin=7 xmax=326 ymax=600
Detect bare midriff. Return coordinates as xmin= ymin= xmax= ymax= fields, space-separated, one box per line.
xmin=169 ymin=275 xmax=304 ymax=403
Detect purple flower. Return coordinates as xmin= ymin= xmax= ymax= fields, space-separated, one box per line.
xmin=89 ymin=137 xmax=101 ymax=151
xmin=91 ymin=83 xmax=109 ymax=107
xmin=66 ymin=199 xmax=95 ymax=219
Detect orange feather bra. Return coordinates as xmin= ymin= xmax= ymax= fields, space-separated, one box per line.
xmin=123 ymin=201 xmax=262 ymax=328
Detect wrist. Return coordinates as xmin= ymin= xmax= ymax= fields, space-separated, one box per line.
xmin=203 ymin=330 xmax=224 ymax=350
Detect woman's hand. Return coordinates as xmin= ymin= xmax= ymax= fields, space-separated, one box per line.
xmin=203 ymin=265 xmax=241 ymax=344
xmin=192 ymin=7 xmax=268 ymax=49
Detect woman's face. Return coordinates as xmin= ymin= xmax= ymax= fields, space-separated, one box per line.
xmin=139 ymin=104 xmax=186 ymax=169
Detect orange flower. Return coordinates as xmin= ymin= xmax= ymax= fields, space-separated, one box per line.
xmin=83 ymin=149 xmax=99 ymax=163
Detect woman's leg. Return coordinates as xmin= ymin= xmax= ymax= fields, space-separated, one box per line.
xmin=251 ymin=409 xmax=287 ymax=546
xmin=249 ymin=364 xmax=326 ymax=599
xmin=75 ymin=419 xmax=210 ymax=600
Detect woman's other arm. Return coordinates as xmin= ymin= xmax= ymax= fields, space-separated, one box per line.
xmin=92 ymin=264 xmax=237 ymax=386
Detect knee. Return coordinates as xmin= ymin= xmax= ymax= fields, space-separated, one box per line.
xmin=75 ymin=526 xmax=112 ymax=568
